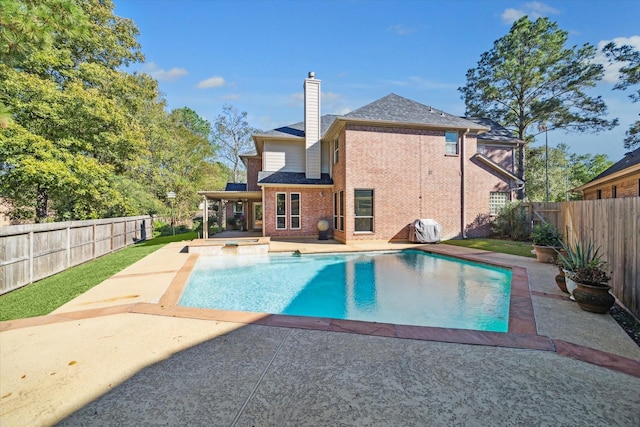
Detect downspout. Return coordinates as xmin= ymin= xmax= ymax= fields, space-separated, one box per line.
xmin=461 ymin=129 xmax=470 ymax=239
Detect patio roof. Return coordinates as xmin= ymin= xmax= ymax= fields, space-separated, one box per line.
xmin=197 ymin=190 xmax=262 ymax=201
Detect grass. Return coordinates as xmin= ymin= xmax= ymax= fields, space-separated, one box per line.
xmin=0 ymin=232 xmax=197 ymax=322
xmin=442 ymin=238 xmax=536 ymax=258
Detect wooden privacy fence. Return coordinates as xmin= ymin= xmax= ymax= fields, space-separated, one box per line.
xmin=0 ymin=215 xmax=152 ymax=295
xmin=526 ymin=199 xmax=639 ymax=318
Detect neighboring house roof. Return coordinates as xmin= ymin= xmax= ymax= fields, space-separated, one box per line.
xmin=225 ymin=183 xmax=247 ymax=191
xmin=589 ymin=147 xmax=640 ymax=182
xmin=574 ymin=147 xmax=640 ymax=191
xmin=465 ymin=117 xmax=523 ymax=144
xmin=342 ymin=94 xmax=488 ymax=131
xmin=257 ymin=171 xmax=333 ymax=186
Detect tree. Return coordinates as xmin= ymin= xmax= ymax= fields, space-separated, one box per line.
xmin=603 ymin=42 xmax=640 ymax=149
xmin=525 ymin=143 xmax=613 ymax=201
xmin=212 ymin=104 xmax=259 ymax=183
xmin=0 ymin=0 xmax=148 ymax=221
xmin=459 ymin=17 xmax=618 ymax=199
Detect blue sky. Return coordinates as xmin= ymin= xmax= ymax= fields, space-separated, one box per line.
xmin=114 ymin=0 xmax=640 ymax=161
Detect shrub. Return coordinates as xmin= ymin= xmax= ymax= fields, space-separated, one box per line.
xmin=490 ymin=202 xmax=529 ymax=240
xmin=531 ymin=222 xmax=562 ymax=247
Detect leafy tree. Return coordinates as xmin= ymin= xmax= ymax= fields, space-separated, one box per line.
xmin=603 ymin=42 xmax=640 ymax=149
xmin=459 ymin=17 xmax=618 ymax=199
xmin=525 ymin=143 xmax=613 ymax=201
xmin=0 ymin=0 xmax=148 ymax=221
xmin=212 ymin=104 xmax=260 ymax=183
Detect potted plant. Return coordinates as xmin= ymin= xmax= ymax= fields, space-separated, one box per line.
xmin=556 ymin=240 xmax=614 ymax=313
xmin=531 ymin=222 xmax=562 ymax=263
xmin=226 ymin=216 xmax=238 ymax=230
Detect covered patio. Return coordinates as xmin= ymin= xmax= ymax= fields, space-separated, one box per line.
xmin=197 ymin=189 xmax=262 ymax=239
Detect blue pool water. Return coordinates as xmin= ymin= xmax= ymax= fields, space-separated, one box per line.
xmin=179 ymin=250 xmax=512 ymax=332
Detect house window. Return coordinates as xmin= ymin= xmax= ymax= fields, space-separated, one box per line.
xmin=354 ymin=189 xmax=374 ymax=232
xmin=445 ymin=131 xmax=459 ymax=155
xmin=290 ymin=193 xmax=300 ymax=229
xmin=233 ymin=202 xmax=244 ymax=219
xmin=489 ymin=192 xmax=509 ymax=216
xmin=333 ymin=138 xmax=339 ymax=164
xmin=612 ymin=185 xmax=617 ymax=199
xmin=276 ymin=193 xmax=286 ymax=229
xmin=596 ymin=189 xmax=602 ymax=199
xmin=333 ymin=191 xmax=344 ymax=231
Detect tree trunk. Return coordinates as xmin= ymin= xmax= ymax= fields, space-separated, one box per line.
xmin=36 ymin=185 xmax=48 ymax=222
xmin=517 ymin=143 xmax=526 ymax=200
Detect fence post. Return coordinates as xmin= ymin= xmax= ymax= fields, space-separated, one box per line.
xmin=66 ymin=225 xmax=71 ymax=268
xmin=28 ymin=231 xmax=34 ymax=284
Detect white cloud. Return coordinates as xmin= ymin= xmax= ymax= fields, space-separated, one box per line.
xmin=142 ymin=62 xmax=188 ymax=82
xmin=222 ymin=94 xmax=241 ymax=100
xmin=388 ymin=24 xmax=413 ymax=35
xmin=594 ymin=36 xmax=640 ymax=83
xmin=197 ymin=76 xmax=226 ymax=89
xmin=501 ymin=2 xmax=560 ymax=24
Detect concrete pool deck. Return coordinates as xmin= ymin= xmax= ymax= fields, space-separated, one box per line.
xmin=1 ymin=235 xmax=639 ymax=426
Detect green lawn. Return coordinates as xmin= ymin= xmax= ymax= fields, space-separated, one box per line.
xmin=442 ymin=238 xmax=535 ymax=258
xmin=0 ymin=232 xmax=197 ymax=322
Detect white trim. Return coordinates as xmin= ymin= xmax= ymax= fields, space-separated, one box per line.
xmin=354 ymin=189 xmax=374 ymax=232
xmin=290 ymin=192 xmax=301 ymax=230
xmin=275 ymin=192 xmax=286 ymax=230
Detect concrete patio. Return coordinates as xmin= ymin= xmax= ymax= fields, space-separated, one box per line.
xmin=1 ymin=234 xmax=639 ymax=426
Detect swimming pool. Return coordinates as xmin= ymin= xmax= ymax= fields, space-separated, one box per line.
xmin=179 ymin=250 xmax=512 ymax=332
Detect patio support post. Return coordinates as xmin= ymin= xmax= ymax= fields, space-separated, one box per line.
xmin=202 ymin=196 xmax=208 ymax=239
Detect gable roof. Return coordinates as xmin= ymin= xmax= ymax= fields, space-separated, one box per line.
xmin=465 ymin=117 xmax=523 ymax=144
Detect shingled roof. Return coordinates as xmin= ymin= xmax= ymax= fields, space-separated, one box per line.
xmin=256 ymin=94 xmax=488 ymax=140
xmin=257 ymin=171 xmax=333 ymax=186
xmin=587 ymin=146 xmax=640 ymax=182
xmin=465 ymin=117 xmax=523 ymax=144
xmin=343 ymin=94 xmax=488 ymax=130
xmin=258 ymin=115 xmax=339 ymax=138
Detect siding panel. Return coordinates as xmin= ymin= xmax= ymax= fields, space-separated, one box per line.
xmin=263 ymin=141 xmax=305 ymax=172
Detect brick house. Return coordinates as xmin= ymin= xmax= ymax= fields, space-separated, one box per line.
xmin=573 ymin=147 xmax=640 ymax=199
xmin=199 ymin=73 xmax=523 ymax=243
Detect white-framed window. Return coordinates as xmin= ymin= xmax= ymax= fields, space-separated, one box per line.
xmin=489 ymin=191 xmax=509 ymax=216
xmin=276 ymin=192 xmax=286 ymax=229
xmin=354 ymin=189 xmax=374 ymax=232
xmin=445 ymin=130 xmax=459 ymax=155
xmin=333 ymin=191 xmax=344 ymax=231
xmin=233 ymin=201 xmax=244 ymax=219
xmin=333 ymin=138 xmax=339 ymax=164
xmin=290 ymin=193 xmax=300 ymax=229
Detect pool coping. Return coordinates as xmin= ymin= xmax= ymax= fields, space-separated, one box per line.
xmin=2 ymin=245 xmax=638 ymax=378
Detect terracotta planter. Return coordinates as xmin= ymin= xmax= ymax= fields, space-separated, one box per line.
xmin=555 ymin=268 xmax=568 ymax=293
xmin=533 ymin=245 xmax=560 ymax=264
xmin=572 ymin=282 xmax=615 ymax=314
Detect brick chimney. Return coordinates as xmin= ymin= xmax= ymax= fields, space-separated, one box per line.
xmin=304 ymin=71 xmax=321 ymax=179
